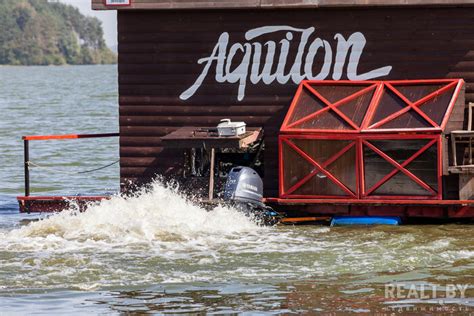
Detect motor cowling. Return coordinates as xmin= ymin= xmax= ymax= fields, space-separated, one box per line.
xmin=223 ymin=166 xmax=281 ymax=226
xmin=223 ymin=166 xmax=264 ymax=206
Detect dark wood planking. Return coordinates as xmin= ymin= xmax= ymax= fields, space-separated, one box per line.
xmin=117 ymin=8 xmax=473 ymax=193
xmin=119 ymin=84 xmax=301 ymax=96
xmin=118 ymin=43 xmax=474 ymax=55
xmin=120 ymin=105 xmax=284 ymax=115
xmin=121 ymin=167 xmax=180 ymax=177
xmin=93 ymin=0 xmax=474 ymax=10
xmin=119 ymin=64 xmax=454 ymax=76
xmin=121 ymin=137 xmax=164 ymax=147
xmin=120 ymin=116 xmax=271 ymax=126
xmin=121 ymin=146 xmax=166 ymax=156
xmin=119 ymin=95 xmax=294 ymax=106
xmin=120 ymin=126 xmax=176 ymax=136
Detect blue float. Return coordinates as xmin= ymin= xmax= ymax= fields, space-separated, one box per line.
xmin=330 ymin=216 xmax=401 ymax=226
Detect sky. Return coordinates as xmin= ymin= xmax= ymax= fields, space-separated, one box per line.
xmin=58 ymin=0 xmax=118 ymax=49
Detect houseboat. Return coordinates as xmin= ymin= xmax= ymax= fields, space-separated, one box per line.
xmin=17 ymin=0 xmax=474 ymax=221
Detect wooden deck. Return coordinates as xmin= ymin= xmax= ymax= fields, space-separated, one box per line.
xmin=16 ymin=194 xmax=474 ymax=218
xmin=265 ymin=198 xmax=474 ymax=218
xmin=17 ymin=196 xmax=110 ymax=213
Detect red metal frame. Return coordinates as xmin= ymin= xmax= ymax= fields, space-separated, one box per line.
xmin=264 ymin=198 xmax=474 ymax=218
xmin=281 ymin=79 xmax=464 ymax=134
xmin=362 ymin=80 xmax=463 ymax=132
xmin=281 ymin=81 xmax=379 ymax=134
xmin=360 ymin=134 xmax=442 ymax=200
xmin=282 ymin=82 xmax=377 ymax=133
xmin=279 ymin=134 xmax=359 ymax=199
xmin=22 ymin=133 xmax=119 ymax=141
xmin=278 ymin=79 xmax=463 ymax=202
xmin=265 ymin=197 xmax=474 ymax=205
xmin=279 ymin=134 xmax=442 ymax=200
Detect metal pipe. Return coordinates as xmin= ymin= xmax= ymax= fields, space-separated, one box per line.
xmin=208 ymin=148 xmax=215 ymax=200
xmin=24 ymin=139 xmax=30 ymax=196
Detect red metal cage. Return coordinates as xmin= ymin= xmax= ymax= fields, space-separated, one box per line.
xmin=279 ymin=134 xmax=359 ymax=199
xmin=281 ymin=79 xmax=463 ymax=133
xmin=279 ymin=79 xmax=463 ymax=200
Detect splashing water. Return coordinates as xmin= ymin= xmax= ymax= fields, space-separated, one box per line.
xmin=0 ymin=180 xmax=279 ymax=290
xmin=6 ymin=180 xmax=260 ymax=246
xmin=0 ymin=182 xmax=473 ymax=314
xmin=1 ymin=179 xmax=473 ymax=295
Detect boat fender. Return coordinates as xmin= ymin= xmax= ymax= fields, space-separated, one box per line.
xmin=330 ymin=216 xmax=401 ymax=226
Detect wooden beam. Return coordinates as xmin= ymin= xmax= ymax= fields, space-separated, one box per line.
xmin=93 ymin=0 xmax=474 ymax=10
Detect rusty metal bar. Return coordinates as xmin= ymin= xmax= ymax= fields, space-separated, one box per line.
xmin=24 ymin=139 xmax=30 ymax=197
xmin=22 ymin=133 xmax=119 ymax=141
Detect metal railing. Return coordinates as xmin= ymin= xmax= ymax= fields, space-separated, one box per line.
xmin=22 ymin=133 xmax=119 ymax=196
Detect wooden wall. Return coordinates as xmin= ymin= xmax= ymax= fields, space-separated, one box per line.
xmin=118 ymin=7 xmax=474 ymax=195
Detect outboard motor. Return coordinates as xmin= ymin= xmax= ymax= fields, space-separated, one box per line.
xmin=223 ymin=166 xmax=281 ymax=225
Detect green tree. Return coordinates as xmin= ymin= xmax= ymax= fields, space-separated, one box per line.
xmin=0 ymin=0 xmax=116 ymax=65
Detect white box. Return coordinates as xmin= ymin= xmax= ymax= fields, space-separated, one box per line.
xmin=217 ymin=119 xmax=246 ymax=137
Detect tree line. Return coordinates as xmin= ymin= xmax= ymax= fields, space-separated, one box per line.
xmin=0 ymin=0 xmax=116 ymax=65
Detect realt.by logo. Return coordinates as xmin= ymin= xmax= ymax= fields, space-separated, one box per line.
xmin=385 ymin=283 xmax=470 ymax=302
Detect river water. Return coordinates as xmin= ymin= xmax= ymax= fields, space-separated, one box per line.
xmin=0 ymin=65 xmax=473 ymax=315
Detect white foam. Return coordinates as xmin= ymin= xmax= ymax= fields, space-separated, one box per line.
xmin=3 ymin=180 xmax=260 ymax=249
xmin=0 ymin=181 xmax=334 ymax=288
xmin=2 ymin=181 xmax=471 ymax=291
